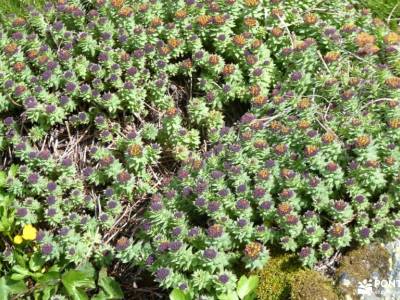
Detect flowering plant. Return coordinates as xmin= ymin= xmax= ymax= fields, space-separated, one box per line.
xmin=1 ymin=0 xmax=400 ymax=299
xmin=117 ymin=0 xmax=400 ymax=298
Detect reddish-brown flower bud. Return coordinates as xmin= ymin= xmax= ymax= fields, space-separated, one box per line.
xmin=271 ymin=27 xmax=284 ymax=37
xmin=355 ymin=135 xmax=370 ymax=148
xmin=324 ymin=51 xmax=340 ymax=63
xmin=129 ymin=144 xmax=143 ymax=157
xmin=322 ymin=132 xmax=335 ymax=144
xmin=388 ymin=118 xmax=400 ymax=129
xmin=244 ymin=242 xmax=262 ymax=259
xmin=384 ymin=32 xmax=400 ymax=45
xmin=257 ymin=169 xmax=270 ymax=180
xmin=331 ymin=224 xmax=345 ymax=237
xmin=175 ymin=9 xmax=187 ymax=19
xmin=297 ymin=98 xmax=311 ymax=109
xmin=297 ymin=120 xmax=311 ymax=130
xmin=244 ymin=17 xmax=257 ymax=27
xmin=209 ymin=54 xmax=220 ymax=65
xmin=277 ymin=202 xmax=292 ymax=216
xmin=303 ymin=13 xmax=318 ymax=25
xmin=386 ymin=77 xmax=400 ymax=89
xmin=111 ymin=0 xmax=124 ymax=8
xmin=233 ymin=34 xmax=246 ymax=47
xmin=4 ymin=43 xmax=18 ymax=56
xmin=197 ymin=15 xmax=211 ymax=27
xmin=355 ymin=32 xmax=375 ymax=47
xmin=304 ymin=145 xmax=319 ymax=157
xmin=244 ymin=0 xmax=259 ymax=7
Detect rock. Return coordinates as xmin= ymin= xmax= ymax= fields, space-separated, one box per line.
xmin=377 ymin=240 xmax=400 ymax=299
xmin=338 ymin=272 xmax=354 ymax=287
xmin=335 ymin=244 xmax=390 ymax=300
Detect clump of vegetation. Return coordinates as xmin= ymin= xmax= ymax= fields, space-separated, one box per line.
xmin=0 ymin=0 xmax=274 ymax=298
xmin=0 ymin=0 xmax=399 ymax=298
xmin=290 ymin=270 xmax=339 ymax=300
xmin=256 ymin=254 xmax=338 ymax=300
xmin=256 ymin=255 xmax=301 ymax=300
xmin=119 ymin=0 xmax=400 ymax=298
xmin=362 ymin=0 xmax=400 ymax=29
xmin=0 ymin=0 xmax=48 ymax=19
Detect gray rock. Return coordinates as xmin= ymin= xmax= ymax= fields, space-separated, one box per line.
xmin=362 ymin=241 xmax=400 ymax=299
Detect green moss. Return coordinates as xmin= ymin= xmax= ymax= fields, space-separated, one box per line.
xmin=256 ymin=254 xmax=340 ymax=300
xmin=290 ymin=270 xmax=339 ymax=300
xmin=256 ymin=254 xmax=301 ymax=300
xmin=335 ymin=243 xmax=390 ymax=297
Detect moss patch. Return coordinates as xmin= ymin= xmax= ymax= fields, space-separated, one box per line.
xmin=256 ymin=254 xmax=340 ymax=300
xmin=290 ymin=269 xmax=339 ymax=300
xmin=256 ymin=254 xmax=301 ymax=300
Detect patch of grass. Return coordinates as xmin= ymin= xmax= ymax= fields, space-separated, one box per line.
xmin=0 ymin=0 xmax=47 ymax=16
xmin=362 ymin=0 xmax=400 ymax=29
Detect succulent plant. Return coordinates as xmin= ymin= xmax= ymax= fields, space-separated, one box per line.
xmin=1 ymin=0 xmax=400 ymax=299
xmin=116 ymin=0 xmax=400 ymax=298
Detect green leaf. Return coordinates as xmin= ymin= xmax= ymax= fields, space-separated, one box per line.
xmin=243 ymin=293 xmax=257 ymax=300
xmin=48 ymin=264 xmax=61 ymax=273
xmin=0 ymin=194 xmax=14 ymax=233
xmin=61 ymin=269 xmax=96 ymax=300
xmin=8 ymin=164 xmax=18 ymax=177
xmin=169 ymin=288 xmax=189 ymax=300
xmin=91 ymin=291 xmax=108 ymax=300
xmin=33 ymin=288 xmax=41 ymax=300
xmin=77 ymin=263 xmax=96 ymax=279
xmin=0 ymin=276 xmax=27 ymax=300
xmin=98 ymin=268 xmax=123 ymax=299
xmin=7 ymin=278 xmax=28 ymax=294
xmin=36 ymin=271 xmax=60 ymax=285
xmin=218 ymin=291 xmax=239 ymax=300
xmin=10 ymin=273 xmax=27 ymax=281
xmin=29 ymin=253 xmax=45 ymax=272
xmin=41 ymin=286 xmax=58 ymax=300
xmin=14 ymin=253 xmax=27 ymax=269
xmin=237 ymin=275 xmax=259 ymax=299
xmin=0 ymin=171 xmax=6 ymax=188
xmin=31 ymin=272 xmax=44 ymax=280
xmin=12 ymin=265 xmax=30 ymax=276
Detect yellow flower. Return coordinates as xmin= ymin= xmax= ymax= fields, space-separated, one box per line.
xmin=22 ymin=224 xmax=37 ymax=241
xmin=14 ymin=235 xmax=23 ymax=244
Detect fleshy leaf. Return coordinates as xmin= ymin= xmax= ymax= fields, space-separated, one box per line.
xmin=98 ymin=268 xmax=123 ymax=299
xmin=237 ymin=275 xmax=259 ymax=299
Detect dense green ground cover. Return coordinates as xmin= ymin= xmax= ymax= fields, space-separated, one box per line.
xmin=0 ymin=0 xmax=399 ymax=299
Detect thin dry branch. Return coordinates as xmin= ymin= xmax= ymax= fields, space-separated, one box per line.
xmin=277 ymin=15 xmax=295 ymax=48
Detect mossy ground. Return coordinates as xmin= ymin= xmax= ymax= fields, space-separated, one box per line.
xmin=256 ymin=254 xmax=338 ymax=300
xmin=256 ymin=255 xmax=300 ymax=300
xmin=257 ymin=244 xmax=390 ymax=300
xmin=290 ymin=270 xmax=339 ymax=300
